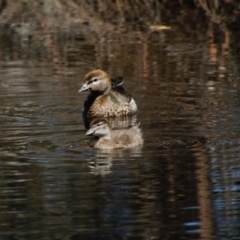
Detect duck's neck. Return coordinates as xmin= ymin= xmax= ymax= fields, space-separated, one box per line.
xmin=103 ymin=85 xmax=111 ymax=95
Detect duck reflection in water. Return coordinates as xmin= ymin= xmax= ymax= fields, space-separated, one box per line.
xmin=85 ymin=116 xmax=143 ymax=175
xmin=88 ymin=147 xmax=142 ymax=176
xmin=86 ymin=118 xmax=143 ymax=150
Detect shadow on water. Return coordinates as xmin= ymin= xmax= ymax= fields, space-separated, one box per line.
xmin=0 ymin=1 xmax=240 ymax=239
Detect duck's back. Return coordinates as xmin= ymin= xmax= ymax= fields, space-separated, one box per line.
xmin=84 ymin=86 xmax=137 ymax=117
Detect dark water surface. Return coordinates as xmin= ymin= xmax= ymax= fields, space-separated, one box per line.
xmin=1 ymin=20 xmax=240 ymax=240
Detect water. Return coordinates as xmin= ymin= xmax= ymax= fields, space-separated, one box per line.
xmin=1 ymin=12 xmax=240 ymax=240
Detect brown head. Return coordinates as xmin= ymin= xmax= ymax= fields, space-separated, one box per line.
xmin=79 ymin=70 xmax=112 ymax=94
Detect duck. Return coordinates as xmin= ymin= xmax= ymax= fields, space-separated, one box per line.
xmin=86 ymin=118 xmax=143 ymax=149
xmin=79 ymin=69 xmax=138 ymax=118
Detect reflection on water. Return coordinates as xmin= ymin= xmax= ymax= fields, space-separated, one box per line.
xmin=84 ymin=117 xmax=143 ymax=175
xmin=1 ymin=3 xmax=240 ymax=239
xmin=85 ymin=117 xmax=143 ymax=149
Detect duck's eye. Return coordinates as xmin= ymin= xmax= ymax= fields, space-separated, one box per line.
xmin=93 ymin=78 xmax=98 ymax=82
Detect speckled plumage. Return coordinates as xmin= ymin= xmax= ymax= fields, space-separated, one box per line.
xmin=79 ymin=70 xmax=138 ymax=118
xmin=86 ymin=119 xmax=143 ymax=149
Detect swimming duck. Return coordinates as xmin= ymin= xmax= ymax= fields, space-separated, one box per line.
xmin=79 ymin=70 xmax=138 ymax=118
xmin=86 ymin=118 xmax=143 ymax=149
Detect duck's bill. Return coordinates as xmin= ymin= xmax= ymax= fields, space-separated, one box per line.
xmin=86 ymin=129 xmax=94 ymax=136
xmin=79 ymin=83 xmax=89 ymax=92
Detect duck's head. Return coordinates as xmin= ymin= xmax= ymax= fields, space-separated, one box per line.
xmin=86 ymin=119 xmax=111 ymax=137
xmin=79 ymin=70 xmax=111 ymax=94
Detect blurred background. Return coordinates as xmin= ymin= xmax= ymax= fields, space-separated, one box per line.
xmin=0 ymin=1 xmax=240 ymax=240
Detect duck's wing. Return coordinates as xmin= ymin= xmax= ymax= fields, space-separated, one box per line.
xmin=110 ymin=85 xmax=132 ymax=103
xmin=111 ymin=76 xmax=132 ymax=102
xmin=111 ymin=76 xmax=124 ymax=88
